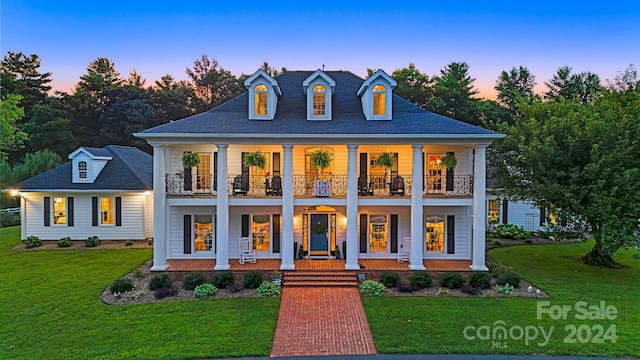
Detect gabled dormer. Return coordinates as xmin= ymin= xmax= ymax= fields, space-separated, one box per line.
xmin=68 ymin=147 xmax=113 ymax=184
xmin=357 ymin=69 xmax=397 ymax=120
xmin=244 ymin=69 xmax=282 ymax=120
xmin=303 ymin=70 xmax=336 ymax=120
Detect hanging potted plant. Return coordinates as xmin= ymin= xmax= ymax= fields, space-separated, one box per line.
xmin=181 ymin=152 xmax=200 ymax=191
xmin=374 ymin=152 xmax=394 ymax=169
xmin=311 ymin=149 xmax=332 ymax=196
xmin=243 ymin=150 xmax=266 ymax=170
xmin=440 ymin=153 xmax=458 ymax=170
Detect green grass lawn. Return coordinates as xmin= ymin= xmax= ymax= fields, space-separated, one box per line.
xmin=363 ymin=240 xmax=640 ymax=356
xmin=0 ymin=226 xmax=279 ymax=360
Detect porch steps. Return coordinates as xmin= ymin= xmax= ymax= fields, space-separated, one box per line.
xmin=283 ymin=271 xmax=358 ymax=288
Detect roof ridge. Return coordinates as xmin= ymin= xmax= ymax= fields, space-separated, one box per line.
xmin=105 ymin=146 xmax=149 ymax=188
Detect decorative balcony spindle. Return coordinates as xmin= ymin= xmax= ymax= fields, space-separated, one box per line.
xmin=165 ymin=173 xmax=216 ymax=196
xmin=423 ymin=174 xmax=473 ymax=196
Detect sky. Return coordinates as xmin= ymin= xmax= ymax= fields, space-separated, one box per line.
xmin=2 ymin=1 xmax=639 ymax=99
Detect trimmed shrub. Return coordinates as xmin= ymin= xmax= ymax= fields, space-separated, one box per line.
xmin=57 ymin=237 xmax=72 ymax=248
xmin=125 ymin=240 xmax=134 ymax=246
xmin=194 ymin=283 xmax=218 ymax=298
xmin=110 ymin=277 xmax=134 ymax=294
xmin=149 ymin=273 xmax=172 ymax=290
xmin=496 ymin=271 xmax=521 ymax=288
xmin=468 ymin=272 xmax=492 ymax=289
xmin=360 ymin=280 xmax=386 ymax=296
xmin=439 ymin=273 xmax=464 ymax=289
xmin=228 ymin=282 xmax=245 ymax=293
xmin=182 ymin=272 xmax=207 ymax=290
xmin=85 ymin=236 xmax=100 ymax=247
xmin=379 ymin=271 xmax=401 ymax=288
xmin=212 ymin=271 xmax=235 ymax=289
xmin=25 ymin=236 xmax=43 ymax=249
xmin=256 ymin=281 xmax=281 ymax=297
xmin=409 ymin=271 xmax=433 ymax=289
xmin=154 ymin=286 xmax=178 ymax=299
xmin=488 ymin=223 xmax=530 ymax=240
xmin=243 ymin=270 xmax=263 ymax=289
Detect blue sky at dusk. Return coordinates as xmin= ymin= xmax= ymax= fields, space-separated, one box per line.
xmin=2 ymin=1 xmax=639 ymax=99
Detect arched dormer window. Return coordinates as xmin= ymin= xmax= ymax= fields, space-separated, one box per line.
xmin=78 ymin=161 xmax=87 ymax=179
xmin=373 ymin=85 xmax=386 ymax=115
xmin=254 ymin=84 xmax=268 ymax=115
xmin=312 ymin=85 xmax=326 ymax=115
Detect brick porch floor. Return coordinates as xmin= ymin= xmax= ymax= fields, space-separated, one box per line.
xmin=270 ymin=287 xmax=376 ymax=357
xmin=165 ymin=258 xmax=472 ymax=272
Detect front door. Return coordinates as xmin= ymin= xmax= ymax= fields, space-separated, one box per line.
xmin=309 ymin=214 xmax=329 ymax=256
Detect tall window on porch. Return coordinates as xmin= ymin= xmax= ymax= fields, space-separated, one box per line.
xmin=254 ymin=84 xmax=268 ymax=115
xmin=196 ymin=154 xmax=211 ymax=191
xmin=312 ymin=85 xmax=326 ymax=115
xmin=252 ymin=214 xmax=271 ymax=252
xmin=194 ymin=215 xmax=213 ymax=251
xmin=369 ymin=215 xmax=388 ymax=252
xmin=427 ymin=154 xmax=445 ymax=192
xmin=425 ymin=215 xmax=445 ymax=252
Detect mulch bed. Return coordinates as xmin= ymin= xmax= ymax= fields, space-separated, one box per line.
xmin=14 ymin=240 xmax=153 ymax=251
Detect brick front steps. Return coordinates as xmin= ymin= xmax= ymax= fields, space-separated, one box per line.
xmin=284 ymin=271 xmax=358 ymax=287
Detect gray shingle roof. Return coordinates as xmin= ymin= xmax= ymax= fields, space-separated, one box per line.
xmin=12 ymin=145 xmax=153 ymax=191
xmin=138 ymin=71 xmax=499 ymax=137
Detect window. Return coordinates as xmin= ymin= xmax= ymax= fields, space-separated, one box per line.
xmin=252 ymin=214 xmax=271 ymax=252
xmin=425 ymin=215 xmax=445 ymax=252
xmin=196 ymin=153 xmax=211 ymax=192
xmin=101 ymin=198 xmax=114 ymax=225
xmin=254 ymin=84 xmax=268 ymax=115
xmin=312 ymin=85 xmax=326 ymax=115
xmin=373 ymin=84 xmax=386 ymax=115
xmin=488 ymin=199 xmax=501 ymax=226
xmin=194 ymin=215 xmax=213 ymax=252
xmin=427 ymin=154 xmax=445 ymax=193
xmin=53 ymin=197 xmax=66 ymax=225
xmin=78 ymin=161 xmax=87 ymax=179
xmin=369 ymin=215 xmax=388 ymax=252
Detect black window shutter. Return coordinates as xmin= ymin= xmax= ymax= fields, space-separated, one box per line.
xmin=272 ymin=214 xmax=281 ymax=253
xmin=391 ymin=153 xmax=399 ymax=178
xmin=91 ymin=197 xmax=98 ymax=226
xmin=539 ymin=205 xmax=546 ymax=226
xmin=446 ymin=215 xmax=455 ymax=254
xmin=241 ymin=214 xmax=250 ymax=237
xmin=241 ymin=152 xmax=249 ymax=179
xmin=502 ymin=200 xmax=509 ymax=224
xmin=359 ymin=214 xmax=368 ymax=253
xmin=359 ymin=153 xmax=368 ymax=177
xmin=445 ymin=151 xmax=454 ymax=191
xmin=272 ymin=153 xmax=281 ymax=176
xmin=183 ymin=215 xmax=191 ymax=254
xmin=44 ymin=196 xmax=51 ymax=226
xmin=67 ymin=197 xmax=74 ymax=227
xmin=390 ymin=214 xmax=398 ymax=253
xmin=183 ymin=152 xmax=192 ymax=191
xmin=213 ymin=152 xmax=218 ymax=191
xmin=214 ymin=215 xmax=217 ymax=253
xmin=115 ymin=197 xmax=122 ymax=226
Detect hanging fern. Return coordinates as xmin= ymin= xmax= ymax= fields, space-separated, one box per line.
xmin=181 ymin=152 xmax=200 ymax=168
xmin=243 ymin=151 xmax=266 ymax=169
xmin=441 ymin=153 xmax=458 ymax=170
xmin=311 ymin=149 xmax=332 ymax=170
xmin=374 ymin=152 xmax=394 ymax=168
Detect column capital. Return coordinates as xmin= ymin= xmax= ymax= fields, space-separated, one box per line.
xmin=282 ymin=144 xmax=294 ymax=150
xmin=347 ymin=144 xmax=359 ymax=150
xmin=216 ymin=143 xmax=229 ymax=150
xmin=412 ymin=144 xmax=424 ymax=150
xmin=151 ymin=143 xmax=165 ymax=150
xmin=475 ymin=144 xmax=488 ymax=150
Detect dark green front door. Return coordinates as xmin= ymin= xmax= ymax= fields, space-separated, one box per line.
xmin=310 ymin=214 xmax=329 ymax=254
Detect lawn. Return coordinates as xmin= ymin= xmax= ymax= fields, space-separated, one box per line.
xmin=0 ymin=226 xmax=280 ymax=360
xmin=363 ymin=240 xmax=640 ymax=357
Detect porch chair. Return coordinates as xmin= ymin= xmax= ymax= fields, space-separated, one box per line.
xmin=358 ymin=175 xmax=374 ymax=196
xmin=265 ymin=175 xmax=282 ymax=196
xmin=398 ymin=236 xmax=411 ymax=262
xmin=389 ymin=175 xmax=405 ymax=196
xmin=232 ymin=175 xmax=249 ymax=196
xmin=239 ymin=237 xmax=256 ymax=264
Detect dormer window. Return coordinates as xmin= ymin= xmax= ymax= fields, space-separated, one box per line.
xmin=254 ymin=84 xmax=268 ymax=115
xmin=78 ymin=161 xmax=88 ymax=179
xmin=313 ymin=85 xmax=326 ymax=115
xmin=373 ymin=85 xmax=386 ymax=115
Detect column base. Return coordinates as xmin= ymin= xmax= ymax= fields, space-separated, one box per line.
xmin=280 ymin=263 xmax=295 ymax=271
xmin=469 ymin=264 xmax=489 ymax=271
xmin=213 ymin=264 xmax=231 ymax=271
xmin=150 ymin=264 xmax=168 ymax=271
xmin=409 ymin=264 xmax=426 ymax=271
xmin=345 ymin=263 xmax=360 ymax=270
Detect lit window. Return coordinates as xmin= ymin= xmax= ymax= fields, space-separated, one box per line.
xmin=425 ymin=216 xmax=445 ymax=252
xmin=78 ymin=161 xmax=87 ymax=179
xmin=373 ymin=84 xmax=386 ymax=115
xmin=369 ymin=215 xmax=388 ymax=252
xmin=488 ymin=200 xmax=501 ymax=225
xmin=252 ymin=214 xmax=271 ymax=252
xmin=53 ymin=197 xmax=66 ymax=225
xmin=101 ymin=198 xmax=114 ymax=225
xmin=312 ymin=85 xmax=326 ymax=115
xmin=194 ymin=215 xmax=213 ymax=251
xmin=254 ymin=84 xmax=268 ymax=115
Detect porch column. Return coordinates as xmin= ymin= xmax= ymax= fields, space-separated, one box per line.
xmin=280 ymin=144 xmax=295 ymax=270
xmin=345 ymin=144 xmax=359 ymax=270
xmin=214 ymin=144 xmax=230 ymax=270
xmin=151 ymin=144 xmax=168 ymax=271
xmin=410 ymin=144 xmax=426 ymax=270
xmin=471 ymin=144 xmax=489 ymax=271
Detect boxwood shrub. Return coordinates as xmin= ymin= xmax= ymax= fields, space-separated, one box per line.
xmin=379 ymin=271 xmax=401 ymax=287
xmin=85 ymin=236 xmax=100 ymax=247
xmin=243 ymin=270 xmax=263 ymax=289
xmin=409 ymin=271 xmax=433 ymax=288
xmin=468 ymin=272 xmax=492 ymax=289
xmin=110 ymin=277 xmax=134 ymax=294
xmin=182 ymin=271 xmax=207 ymax=290
xmin=149 ymin=273 xmax=172 ymax=290
xmin=439 ymin=272 xmax=464 ymax=289
xmin=212 ymin=271 xmax=235 ymax=289
xmin=57 ymin=237 xmax=73 ymax=248
xmin=496 ymin=271 xmax=521 ymax=288
xmin=25 ymin=236 xmax=42 ymax=249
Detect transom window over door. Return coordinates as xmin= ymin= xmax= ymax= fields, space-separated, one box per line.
xmin=78 ymin=161 xmax=87 ymax=179
xmin=254 ymin=84 xmax=268 ymax=115
xmin=373 ymin=84 xmax=386 ymax=115
xmin=312 ymin=85 xmax=326 ymax=115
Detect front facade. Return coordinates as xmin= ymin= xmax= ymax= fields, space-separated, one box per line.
xmin=135 ymin=69 xmax=504 ymax=272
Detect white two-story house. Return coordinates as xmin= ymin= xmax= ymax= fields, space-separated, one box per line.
xmin=135 ymin=69 xmax=504 ymax=272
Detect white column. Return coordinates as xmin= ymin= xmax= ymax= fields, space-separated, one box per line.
xmin=280 ymin=144 xmax=295 ymax=270
xmin=151 ymin=144 xmax=168 ymax=271
xmin=345 ymin=144 xmax=360 ymax=270
xmin=214 ymin=144 xmax=230 ymax=270
xmin=410 ymin=144 xmax=426 ymax=270
xmin=471 ymin=144 xmax=489 ymax=271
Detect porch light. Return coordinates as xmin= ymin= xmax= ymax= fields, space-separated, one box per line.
xmin=9 ymin=189 xmax=19 ymax=197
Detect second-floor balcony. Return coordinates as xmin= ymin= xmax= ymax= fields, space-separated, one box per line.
xmin=166 ymin=173 xmax=473 ymax=198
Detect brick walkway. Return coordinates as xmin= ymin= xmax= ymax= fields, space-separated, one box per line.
xmin=270 ymin=287 xmax=376 ymax=357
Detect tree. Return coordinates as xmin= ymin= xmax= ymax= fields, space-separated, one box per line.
xmin=544 ymin=65 xmax=603 ymax=103
xmin=495 ymin=66 xmax=537 ymax=113
xmin=608 ymin=64 xmax=639 ymax=92
xmin=426 ymin=62 xmax=482 ymax=125
xmin=150 ymin=75 xmax=198 ymax=121
xmin=21 ymin=100 xmax=75 ymax=158
xmin=491 ymin=88 xmax=640 ymax=267
xmin=185 ymin=54 xmax=243 ymax=112
xmin=391 ymin=63 xmax=432 ymax=107
xmin=259 ymin=61 xmax=287 ymax=77
xmin=126 ymin=69 xmax=146 ymax=88
xmin=0 ymin=94 xmax=27 ymax=161
xmin=0 ymin=52 xmax=52 ymax=116
xmin=9 ymin=150 xmax=63 ymax=185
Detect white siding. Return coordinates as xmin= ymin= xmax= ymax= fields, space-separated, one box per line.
xmin=144 ymin=192 xmax=154 ymax=238
xmin=168 ymin=206 xmax=216 ymax=259
xmin=507 ymin=200 xmax=543 ymax=231
xmin=21 ymin=192 xmax=147 ymax=240
xmin=424 ymin=206 xmax=470 ymax=259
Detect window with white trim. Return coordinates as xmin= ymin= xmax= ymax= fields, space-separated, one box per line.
xmin=312 ymin=85 xmax=326 ymax=115
xmin=373 ymin=85 xmax=387 ymax=115
xmin=101 ymin=197 xmax=114 ymax=225
xmin=194 ymin=215 xmax=214 ymax=252
xmin=53 ymin=197 xmax=66 ymax=225
xmin=254 ymin=84 xmax=268 ymax=115
xmin=78 ymin=161 xmax=87 ymax=179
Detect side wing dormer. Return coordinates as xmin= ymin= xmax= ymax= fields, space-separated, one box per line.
xmin=357 ymin=69 xmax=397 ymax=120
xmin=68 ymin=147 xmax=113 ymax=184
xmin=303 ymin=70 xmax=336 ymax=120
xmin=244 ymin=69 xmax=282 ymax=120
